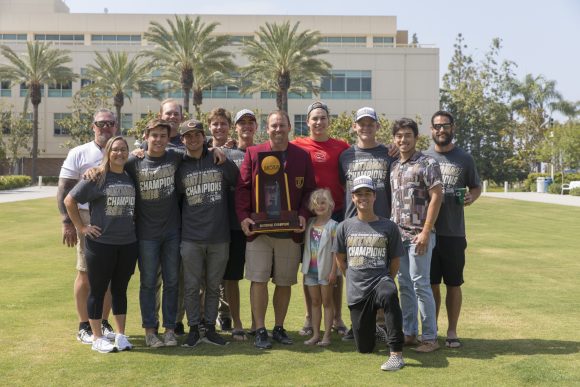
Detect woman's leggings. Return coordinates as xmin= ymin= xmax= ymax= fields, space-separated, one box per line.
xmin=85 ymin=239 xmax=138 ymax=319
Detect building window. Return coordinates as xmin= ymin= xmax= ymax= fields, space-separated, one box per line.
xmin=120 ymin=113 xmax=132 ymax=135
xmin=80 ymin=68 xmax=92 ymax=88
xmin=203 ymin=74 xmax=252 ymax=99
xmin=0 ymin=80 xmax=11 ymax=97
xmin=0 ymin=33 xmax=27 ymax=43
xmin=34 ymin=34 xmax=84 ymax=45
xmin=228 ymin=35 xmax=254 ymax=46
xmin=373 ymin=36 xmax=395 ymax=47
xmin=294 ymin=115 xmax=308 ymax=137
xmin=141 ymin=69 xmax=164 ymax=98
xmin=320 ymin=70 xmax=371 ymax=99
xmin=91 ymin=35 xmax=141 ymax=45
xmin=320 ymin=36 xmax=366 ymax=47
xmin=260 ymin=91 xmax=313 ymax=100
xmin=54 ymin=113 xmax=71 ymax=136
xmin=20 ymin=83 xmax=45 ymax=97
xmin=48 ymin=81 xmax=72 ymax=97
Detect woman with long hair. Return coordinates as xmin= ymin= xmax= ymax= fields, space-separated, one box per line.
xmin=65 ymin=136 xmax=138 ymax=353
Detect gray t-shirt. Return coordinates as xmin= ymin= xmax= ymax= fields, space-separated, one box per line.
xmin=223 ymin=147 xmax=246 ymax=230
xmin=333 ymin=216 xmax=405 ymax=306
xmin=424 ymin=146 xmax=480 ymax=237
xmin=70 ymin=171 xmax=136 ymax=245
xmin=339 ymin=144 xmax=395 ymax=219
xmin=124 ymin=151 xmax=182 ymax=240
xmin=177 ymin=150 xmax=239 ymax=243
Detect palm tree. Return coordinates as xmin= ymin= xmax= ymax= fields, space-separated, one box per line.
xmin=0 ymin=41 xmax=76 ymax=182
xmin=241 ymin=21 xmax=331 ymax=112
xmin=85 ymin=49 xmax=159 ymax=131
xmin=143 ymin=15 xmax=235 ymax=115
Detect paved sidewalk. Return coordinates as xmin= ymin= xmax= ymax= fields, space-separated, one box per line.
xmin=482 ymin=192 xmax=580 ymax=207
xmin=0 ymin=186 xmax=58 ymax=203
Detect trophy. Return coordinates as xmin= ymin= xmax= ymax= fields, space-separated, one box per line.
xmin=250 ymin=151 xmax=301 ymax=233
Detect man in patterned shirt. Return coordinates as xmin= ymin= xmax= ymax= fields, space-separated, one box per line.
xmin=390 ymin=118 xmax=443 ymax=353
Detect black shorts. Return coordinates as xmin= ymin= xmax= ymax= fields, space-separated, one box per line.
xmin=430 ymin=235 xmax=466 ymax=286
xmin=223 ymin=230 xmax=246 ymax=281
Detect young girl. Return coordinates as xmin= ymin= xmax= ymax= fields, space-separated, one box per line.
xmin=301 ymin=189 xmax=338 ymax=346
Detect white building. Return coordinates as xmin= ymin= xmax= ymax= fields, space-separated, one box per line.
xmin=0 ymin=0 xmax=439 ymax=175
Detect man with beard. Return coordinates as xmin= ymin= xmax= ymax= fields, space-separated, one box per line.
xmin=57 ymin=108 xmax=118 ymax=344
xmin=423 ymin=111 xmax=481 ymax=349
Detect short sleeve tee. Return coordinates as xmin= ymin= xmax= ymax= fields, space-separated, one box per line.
xmin=223 ymin=147 xmax=247 ymax=230
xmin=70 ymin=171 xmax=136 ymax=245
xmin=339 ymin=145 xmax=394 ymax=219
xmin=333 ymin=216 xmax=405 ymax=305
xmin=424 ymin=146 xmax=481 ymax=236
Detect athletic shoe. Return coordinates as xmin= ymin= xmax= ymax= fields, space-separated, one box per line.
xmin=254 ymin=328 xmax=272 ymax=349
xmin=412 ymin=340 xmax=440 ymax=353
xmin=381 ymin=354 xmax=405 ymax=371
xmin=91 ymin=337 xmax=117 ymax=353
xmin=272 ymin=326 xmax=293 ymax=345
xmin=77 ymin=328 xmax=93 ymax=344
xmin=114 ymin=334 xmax=133 ymax=351
xmin=183 ymin=327 xmax=201 ymax=348
xmin=101 ymin=320 xmax=115 ymax=340
xmin=174 ymin=322 xmax=185 ymax=336
xmin=342 ymin=328 xmax=354 ymax=341
xmin=203 ymin=326 xmax=228 ymax=346
xmin=145 ymin=333 xmax=165 ymax=348
xmin=217 ymin=317 xmax=232 ymax=332
xmin=163 ymin=331 xmax=178 ymax=347
xmin=375 ymin=324 xmax=388 ymax=343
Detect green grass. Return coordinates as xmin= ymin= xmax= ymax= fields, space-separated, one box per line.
xmin=1 ymin=197 xmax=579 ymax=386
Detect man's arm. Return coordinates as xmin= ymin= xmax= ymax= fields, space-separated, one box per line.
xmin=335 ymin=252 xmax=347 ymax=276
xmin=389 ymin=257 xmax=400 ymax=279
xmin=464 ymin=185 xmax=481 ymax=206
xmin=412 ymin=184 xmax=443 ymax=255
xmin=57 ymin=177 xmax=79 ymax=247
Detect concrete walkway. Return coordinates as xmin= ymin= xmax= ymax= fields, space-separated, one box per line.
xmin=482 ymin=192 xmax=580 ymax=207
xmin=0 ymin=185 xmax=58 ymax=203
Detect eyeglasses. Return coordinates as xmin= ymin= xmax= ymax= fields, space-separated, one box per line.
xmin=432 ymin=123 xmax=452 ymax=131
xmin=94 ymin=120 xmax=116 ymax=128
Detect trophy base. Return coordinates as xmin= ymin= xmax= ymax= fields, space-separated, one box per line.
xmin=250 ymin=211 xmax=301 ymax=233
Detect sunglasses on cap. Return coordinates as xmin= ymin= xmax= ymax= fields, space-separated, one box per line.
xmin=94 ymin=120 xmax=115 ymax=128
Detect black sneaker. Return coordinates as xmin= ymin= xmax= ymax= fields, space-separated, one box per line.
xmin=183 ymin=326 xmax=201 ymax=348
xmin=342 ymin=328 xmax=354 ymax=341
xmin=272 ymin=326 xmax=293 ymax=345
xmin=174 ymin=322 xmax=185 ymax=336
xmin=101 ymin=319 xmax=115 ymax=340
xmin=217 ymin=317 xmax=232 ymax=332
xmin=203 ymin=325 xmax=228 ymax=346
xmin=254 ymin=328 xmax=272 ymax=349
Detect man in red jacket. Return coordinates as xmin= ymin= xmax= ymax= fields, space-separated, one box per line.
xmin=236 ymin=110 xmax=316 ymax=349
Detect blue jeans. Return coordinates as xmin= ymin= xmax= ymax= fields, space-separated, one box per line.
xmin=180 ymin=241 xmax=229 ymax=327
xmin=397 ymin=232 xmax=437 ymax=341
xmin=138 ymin=230 xmax=181 ymax=329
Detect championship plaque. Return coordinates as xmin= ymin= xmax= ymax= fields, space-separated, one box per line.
xmin=250 ymin=151 xmax=301 ymax=233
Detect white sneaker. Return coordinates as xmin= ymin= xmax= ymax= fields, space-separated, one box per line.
xmin=91 ymin=337 xmax=117 ymax=353
xmin=77 ymin=328 xmax=94 ymax=345
xmin=114 ymin=334 xmax=133 ymax=351
xmin=101 ymin=320 xmax=116 ymax=340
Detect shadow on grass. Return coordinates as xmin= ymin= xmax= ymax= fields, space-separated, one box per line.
xmin=397 ymin=338 xmax=580 ymax=368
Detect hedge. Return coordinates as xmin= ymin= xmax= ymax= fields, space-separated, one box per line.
xmin=0 ymin=175 xmax=32 ymax=190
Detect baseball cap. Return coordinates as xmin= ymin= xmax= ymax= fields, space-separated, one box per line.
xmin=144 ymin=118 xmax=172 ymax=132
xmin=234 ymin=109 xmax=256 ymax=124
xmin=355 ymin=107 xmax=378 ymax=122
xmin=179 ymin=119 xmax=204 ymax=135
xmin=351 ymin=175 xmax=375 ymax=192
xmin=306 ymin=101 xmax=329 ymax=117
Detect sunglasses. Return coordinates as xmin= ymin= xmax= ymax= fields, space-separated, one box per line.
xmin=94 ymin=120 xmax=116 ymax=128
xmin=432 ymin=123 xmax=452 ymax=130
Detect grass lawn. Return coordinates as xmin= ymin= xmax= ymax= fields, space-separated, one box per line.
xmin=1 ymin=197 xmax=579 ymax=386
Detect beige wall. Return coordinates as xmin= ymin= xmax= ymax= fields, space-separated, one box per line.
xmin=0 ymin=2 xmax=439 ymax=159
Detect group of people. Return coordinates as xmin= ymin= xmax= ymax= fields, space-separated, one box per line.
xmin=57 ymin=98 xmax=480 ymax=372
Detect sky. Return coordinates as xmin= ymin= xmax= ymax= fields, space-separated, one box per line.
xmin=64 ymin=0 xmax=580 ymax=109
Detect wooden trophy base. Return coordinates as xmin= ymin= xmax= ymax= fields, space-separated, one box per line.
xmin=250 ymin=211 xmax=301 ymax=233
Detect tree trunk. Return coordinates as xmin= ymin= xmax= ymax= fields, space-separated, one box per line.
xmin=114 ymin=92 xmax=124 ymax=135
xmin=182 ymin=68 xmax=193 ymax=114
xmin=30 ymin=84 xmax=41 ymax=183
xmin=193 ymin=88 xmax=203 ymax=120
xmin=277 ymin=72 xmax=290 ymax=112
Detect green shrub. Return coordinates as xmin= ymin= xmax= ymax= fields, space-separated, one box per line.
xmin=0 ymin=175 xmax=32 ymax=190
xmin=570 ymin=187 xmax=580 ymax=196
xmin=548 ymin=183 xmax=562 ymax=194
xmin=41 ymin=176 xmax=59 ymax=186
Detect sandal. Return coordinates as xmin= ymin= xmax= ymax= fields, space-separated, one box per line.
xmin=299 ymin=326 xmax=313 ymax=336
xmin=445 ymin=338 xmax=461 ymax=348
xmin=317 ymin=339 xmax=331 ymax=347
xmin=232 ymin=329 xmax=247 ymax=341
xmin=332 ymin=325 xmax=348 ymax=336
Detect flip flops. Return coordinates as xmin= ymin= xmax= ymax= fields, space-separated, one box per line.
xmin=298 ymin=326 xmax=313 ymax=336
xmin=232 ymin=330 xmax=247 ymax=341
xmin=445 ymin=338 xmax=462 ymax=348
xmin=332 ymin=325 xmax=348 ymax=336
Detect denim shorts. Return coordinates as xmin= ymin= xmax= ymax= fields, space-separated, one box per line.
xmin=304 ymin=272 xmax=329 ymax=286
